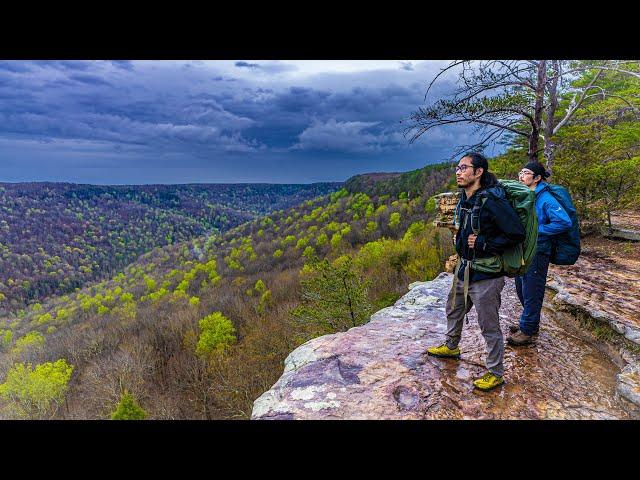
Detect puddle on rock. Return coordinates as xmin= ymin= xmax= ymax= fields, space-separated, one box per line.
xmin=418 ymin=278 xmax=636 ymax=419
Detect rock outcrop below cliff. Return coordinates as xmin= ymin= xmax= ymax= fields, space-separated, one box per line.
xmin=252 ymin=273 xmax=638 ymax=420
xmin=547 ymin=246 xmax=640 ymax=346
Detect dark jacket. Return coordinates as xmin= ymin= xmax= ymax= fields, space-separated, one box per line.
xmin=455 ymin=185 xmax=526 ymax=282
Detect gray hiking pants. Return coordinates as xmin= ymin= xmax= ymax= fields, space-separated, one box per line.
xmin=445 ymin=275 xmax=505 ymax=376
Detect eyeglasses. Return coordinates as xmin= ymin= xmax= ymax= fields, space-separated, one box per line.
xmin=455 ymin=164 xmax=474 ymax=173
xmin=518 ymin=170 xmax=534 ymax=177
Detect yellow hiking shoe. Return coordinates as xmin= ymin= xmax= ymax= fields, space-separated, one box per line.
xmin=473 ymin=372 xmax=504 ymax=391
xmin=426 ymin=343 xmax=461 ymax=359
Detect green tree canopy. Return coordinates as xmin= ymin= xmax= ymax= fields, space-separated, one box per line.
xmin=196 ymin=312 xmax=237 ymax=357
xmin=0 ymin=359 xmax=73 ymax=419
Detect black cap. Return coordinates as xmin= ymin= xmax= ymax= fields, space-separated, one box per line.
xmin=523 ymin=162 xmax=549 ymax=179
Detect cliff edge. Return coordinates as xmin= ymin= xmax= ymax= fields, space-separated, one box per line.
xmin=252 ymin=272 xmax=639 ymax=420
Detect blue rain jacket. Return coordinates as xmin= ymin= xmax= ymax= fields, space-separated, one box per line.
xmin=534 ymin=182 xmax=572 ymax=255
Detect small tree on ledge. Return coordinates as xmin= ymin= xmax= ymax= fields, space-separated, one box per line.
xmin=293 ymin=256 xmax=372 ymax=335
xmin=111 ymin=391 xmax=147 ymax=420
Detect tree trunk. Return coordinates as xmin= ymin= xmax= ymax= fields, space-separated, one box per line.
xmin=343 ymin=276 xmax=356 ymax=327
xmin=203 ymin=392 xmax=211 ymax=420
xmin=528 ymin=60 xmax=548 ymax=162
xmin=544 ymin=60 xmax=560 ymax=173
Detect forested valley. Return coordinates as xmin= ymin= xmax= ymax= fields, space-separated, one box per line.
xmin=0 ymin=182 xmax=339 ymax=313
xmin=0 ymin=163 xmax=456 ymax=419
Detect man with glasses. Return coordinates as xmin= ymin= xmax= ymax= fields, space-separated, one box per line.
xmin=508 ymin=162 xmax=572 ymax=346
xmin=427 ymin=153 xmax=525 ymax=391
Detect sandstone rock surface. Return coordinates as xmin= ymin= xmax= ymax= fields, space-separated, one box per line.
xmin=547 ymin=246 xmax=640 ymax=346
xmin=252 ymin=273 xmax=637 ymax=420
xmin=608 ymin=211 xmax=640 ymax=241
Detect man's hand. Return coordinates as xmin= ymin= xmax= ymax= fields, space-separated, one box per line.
xmin=468 ymin=234 xmax=477 ymax=249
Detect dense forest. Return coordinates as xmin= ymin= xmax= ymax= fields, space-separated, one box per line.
xmin=0 ymin=182 xmax=340 ymax=313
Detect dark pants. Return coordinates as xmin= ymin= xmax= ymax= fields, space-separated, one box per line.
xmin=515 ymin=252 xmax=550 ymax=336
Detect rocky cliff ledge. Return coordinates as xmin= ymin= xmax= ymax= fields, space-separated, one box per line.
xmin=546 ymin=238 xmax=640 ymax=408
xmin=252 ymin=273 xmax=639 ymax=420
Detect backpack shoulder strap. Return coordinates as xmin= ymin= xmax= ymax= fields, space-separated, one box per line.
xmin=470 ymin=190 xmax=489 ymax=235
xmin=536 ymin=183 xmax=551 ymax=198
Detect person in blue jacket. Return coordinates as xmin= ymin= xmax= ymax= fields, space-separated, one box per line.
xmin=508 ymin=162 xmax=572 ymax=346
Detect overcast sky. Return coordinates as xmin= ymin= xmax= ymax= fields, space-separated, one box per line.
xmin=0 ymin=60 xmax=497 ymax=184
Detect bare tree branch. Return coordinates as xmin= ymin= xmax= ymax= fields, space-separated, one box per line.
xmin=553 ymin=68 xmax=605 ymax=134
xmin=424 ymin=60 xmax=467 ymax=101
xmin=407 ymin=59 xmax=640 ymax=166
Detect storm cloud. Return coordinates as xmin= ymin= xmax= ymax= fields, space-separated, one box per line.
xmin=0 ymin=60 xmax=488 ymax=183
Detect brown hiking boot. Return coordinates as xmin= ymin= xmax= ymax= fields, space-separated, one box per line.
xmin=507 ymin=324 xmax=539 ymax=336
xmin=507 ymin=330 xmax=533 ymax=346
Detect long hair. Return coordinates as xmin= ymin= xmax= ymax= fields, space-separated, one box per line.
xmin=462 ymin=152 xmax=498 ymax=188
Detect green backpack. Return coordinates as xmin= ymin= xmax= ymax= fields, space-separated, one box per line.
xmin=456 ymin=180 xmax=538 ymax=277
xmin=451 ymin=180 xmax=538 ymax=318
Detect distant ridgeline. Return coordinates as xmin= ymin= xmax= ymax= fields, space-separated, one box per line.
xmin=344 ymin=162 xmax=455 ymax=198
xmin=0 ymin=182 xmax=341 ymax=313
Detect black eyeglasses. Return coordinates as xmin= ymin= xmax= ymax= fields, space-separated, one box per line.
xmin=455 ymin=164 xmax=474 ymax=173
xmin=518 ymin=170 xmax=534 ymax=177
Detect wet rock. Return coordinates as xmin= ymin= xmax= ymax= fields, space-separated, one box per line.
xmin=393 ymin=385 xmax=422 ymax=410
xmin=252 ymin=273 xmax=636 ymax=420
xmin=618 ymin=364 xmax=640 ymax=407
xmin=547 ymin=251 xmax=640 ymax=346
xmin=607 ymin=211 xmax=640 ymax=241
xmin=603 ymin=228 xmax=640 ymax=242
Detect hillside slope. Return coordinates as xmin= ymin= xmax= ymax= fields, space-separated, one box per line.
xmin=0 ymin=182 xmax=340 ymax=313
xmin=344 ymin=162 xmax=454 ymax=197
xmin=0 ymin=162 xmax=456 ymax=419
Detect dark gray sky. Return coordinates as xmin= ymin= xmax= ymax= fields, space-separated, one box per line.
xmin=0 ymin=60 xmax=498 ymax=184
